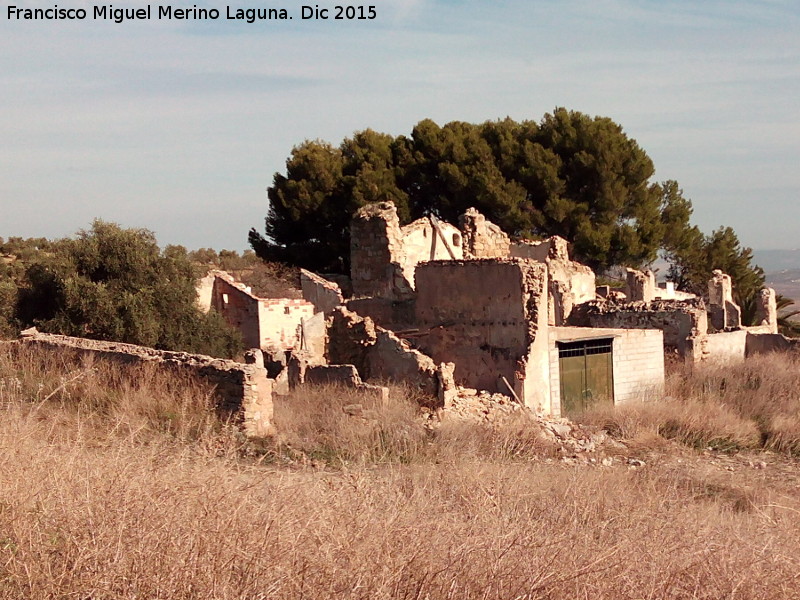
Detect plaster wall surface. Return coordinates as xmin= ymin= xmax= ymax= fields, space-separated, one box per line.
xmin=299 ymin=311 xmax=327 ymax=364
xmin=196 ymin=272 xmax=215 ymax=312
xmin=399 ymin=217 xmax=463 ymax=285
xmin=257 ymin=299 xmax=315 ymax=351
xmin=686 ymin=330 xmax=748 ymax=366
xmin=746 ymin=332 xmax=800 ymax=355
xmin=548 ymin=327 xmax=665 ymax=418
xmin=414 ymin=259 xmax=548 ymax=408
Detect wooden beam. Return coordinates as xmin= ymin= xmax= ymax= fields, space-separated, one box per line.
xmin=428 ymin=214 xmax=457 ymax=260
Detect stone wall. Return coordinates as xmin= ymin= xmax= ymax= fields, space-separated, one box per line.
xmin=548 ymin=327 xmax=665 ymax=417
xmin=19 ymin=330 xmax=274 ymax=437
xmin=344 ymin=297 xmax=416 ymax=330
xmin=327 ymin=307 xmax=444 ymax=402
xmin=708 ymin=270 xmax=742 ymax=331
xmin=511 ymin=236 xmax=595 ymax=325
xmin=350 ymin=202 xmax=413 ymax=299
xmin=287 ymin=358 xmax=389 ymax=402
xmin=350 ymin=203 xmax=466 ymax=301
xmin=754 ymin=287 xmax=778 ymax=334
xmin=413 ymin=258 xmax=550 ymax=409
xmin=626 ymin=268 xmax=655 ymax=303
xmin=577 ymin=299 xmax=707 ymax=353
xmin=300 ymin=269 xmax=344 ymax=315
xmin=459 ymin=208 xmax=511 ymax=258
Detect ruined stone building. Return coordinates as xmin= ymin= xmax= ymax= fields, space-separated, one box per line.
xmin=196 ymin=270 xmax=316 ymax=352
xmin=293 ymin=200 xmax=789 ymax=418
xmin=14 ymin=199 xmax=793 ymax=438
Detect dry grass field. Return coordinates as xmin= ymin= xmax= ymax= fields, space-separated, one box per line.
xmin=3 ymin=345 xmax=800 ymax=598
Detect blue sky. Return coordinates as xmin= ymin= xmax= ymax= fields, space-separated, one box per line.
xmin=1 ymin=0 xmax=798 ymax=251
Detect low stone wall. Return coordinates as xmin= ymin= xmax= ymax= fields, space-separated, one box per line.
xmin=19 ymin=331 xmax=274 ymax=437
xmin=746 ymin=332 xmax=800 ymax=356
xmin=288 ymin=359 xmax=389 ymax=402
xmin=685 ymin=330 xmax=748 ymax=366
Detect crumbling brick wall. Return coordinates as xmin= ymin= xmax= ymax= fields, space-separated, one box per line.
xmin=204 ymin=270 xmax=315 ymax=351
xmin=511 ymin=236 xmax=595 ymax=325
xmin=413 ymin=259 xmax=550 ymax=410
xmin=19 ymin=330 xmax=274 ymax=437
xmin=258 ymin=299 xmax=315 ymax=350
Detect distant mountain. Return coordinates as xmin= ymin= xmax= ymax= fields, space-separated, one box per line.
xmin=752 ymin=249 xmax=800 ymax=273
xmin=751 ymin=250 xmax=800 ymax=303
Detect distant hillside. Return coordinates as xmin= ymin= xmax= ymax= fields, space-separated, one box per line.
xmin=752 ymin=249 xmax=800 ymax=273
xmin=752 ymin=250 xmax=800 ymax=304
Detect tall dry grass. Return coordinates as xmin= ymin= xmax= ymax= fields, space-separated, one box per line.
xmin=579 ymin=353 xmax=800 ymax=454
xmin=272 ymin=384 xmax=558 ymax=467
xmin=2 ymin=345 xmax=800 ymax=597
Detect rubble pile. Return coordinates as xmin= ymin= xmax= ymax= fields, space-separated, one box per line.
xmin=420 ymin=386 xmax=627 ymax=461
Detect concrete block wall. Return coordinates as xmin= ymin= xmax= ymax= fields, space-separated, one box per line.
xmin=548 ymin=327 xmax=665 ymax=417
xmin=19 ymin=331 xmax=274 ymax=437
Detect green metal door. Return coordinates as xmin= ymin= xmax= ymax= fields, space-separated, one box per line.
xmin=558 ymin=339 xmax=614 ymax=417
